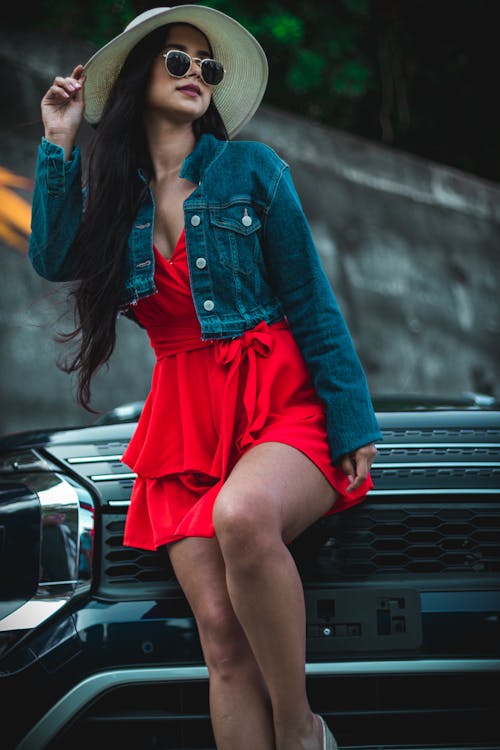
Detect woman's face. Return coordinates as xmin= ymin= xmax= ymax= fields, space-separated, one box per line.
xmin=145 ymin=24 xmax=214 ymax=126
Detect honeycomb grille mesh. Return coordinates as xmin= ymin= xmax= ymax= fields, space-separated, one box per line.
xmin=99 ymin=516 xmax=177 ymax=596
xmin=312 ymin=501 xmax=500 ymax=577
xmin=99 ymin=499 xmax=500 ymax=593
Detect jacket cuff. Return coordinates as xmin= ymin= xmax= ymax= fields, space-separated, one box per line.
xmin=40 ymin=138 xmax=81 ymax=195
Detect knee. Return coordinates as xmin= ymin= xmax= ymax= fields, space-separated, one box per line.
xmin=196 ymin=601 xmax=252 ymax=678
xmin=213 ymin=488 xmax=279 ymax=570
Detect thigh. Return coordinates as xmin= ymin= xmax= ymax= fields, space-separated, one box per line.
xmin=216 ymin=441 xmax=338 ymax=544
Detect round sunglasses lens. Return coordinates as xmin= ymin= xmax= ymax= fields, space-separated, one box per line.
xmin=166 ymin=50 xmax=191 ymax=77
xmin=201 ymin=59 xmax=224 ymax=85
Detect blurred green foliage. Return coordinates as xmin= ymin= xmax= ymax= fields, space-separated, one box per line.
xmin=202 ymin=0 xmax=375 ymax=129
xmin=4 ymin=0 xmax=498 ymax=182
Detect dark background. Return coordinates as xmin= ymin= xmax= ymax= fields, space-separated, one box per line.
xmin=4 ymin=0 xmax=499 ymax=185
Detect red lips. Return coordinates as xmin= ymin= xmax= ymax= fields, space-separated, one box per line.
xmin=178 ymin=84 xmax=201 ymax=95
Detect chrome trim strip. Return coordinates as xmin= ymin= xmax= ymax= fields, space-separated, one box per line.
xmin=93 ymin=472 xmax=500 ymax=485
xmin=374 ymin=462 xmax=500 ymax=469
xmin=67 ymin=455 xmax=125 ymax=464
xmin=305 ymin=658 xmax=500 ymax=675
xmin=64 ymin=441 xmax=500 ymax=464
xmin=379 ymin=443 xmax=500 ymax=449
xmin=90 ymin=473 xmax=136 ymax=481
xmin=106 ymin=489 xmax=500 ymax=506
xmin=369 ymin=488 xmax=500 ymax=496
xmin=66 ymin=444 xmax=500 ymax=465
xmin=39 ymin=479 xmax=80 ymax=581
xmin=17 ymin=659 xmax=500 ymax=750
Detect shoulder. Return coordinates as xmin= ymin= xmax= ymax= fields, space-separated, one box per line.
xmin=203 ymin=137 xmax=289 ymax=202
xmin=225 ymin=139 xmax=288 ymax=171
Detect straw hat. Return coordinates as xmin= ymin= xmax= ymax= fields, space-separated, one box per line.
xmin=83 ymin=4 xmax=268 ymax=137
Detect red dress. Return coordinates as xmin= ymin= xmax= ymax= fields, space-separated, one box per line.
xmin=121 ymin=230 xmax=373 ymax=550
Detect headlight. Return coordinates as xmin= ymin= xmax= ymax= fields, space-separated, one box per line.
xmin=0 ymin=450 xmax=96 ymax=657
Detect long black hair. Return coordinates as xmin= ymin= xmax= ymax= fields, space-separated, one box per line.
xmin=58 ymin=24 xmax=228 ymax=411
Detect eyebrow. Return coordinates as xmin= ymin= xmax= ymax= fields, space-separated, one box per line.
xmin=164 ymin=42 xmax=212 ymax=58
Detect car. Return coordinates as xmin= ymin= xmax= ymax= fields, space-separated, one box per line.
xmin=1 ymin=394 xmax=499 ymax=750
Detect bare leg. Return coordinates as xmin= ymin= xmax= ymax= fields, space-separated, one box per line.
xmin=213 ymin=442 xmax=338 ymax=750
xmin=168 ymin=536 xmax=275 ymax=750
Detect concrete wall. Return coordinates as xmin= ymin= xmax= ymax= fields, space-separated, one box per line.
xmin=1 ymin=28 xmax=499 ymax=434
xmin=243 ymin=109 xmax=500 ymax=401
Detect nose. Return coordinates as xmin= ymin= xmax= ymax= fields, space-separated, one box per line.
xmin=188 ymin=57 xmax=202 ymax=76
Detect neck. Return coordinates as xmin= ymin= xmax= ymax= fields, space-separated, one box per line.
xmin=144 ymin=117 xmax=197 ymax=182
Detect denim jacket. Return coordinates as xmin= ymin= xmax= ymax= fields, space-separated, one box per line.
xmin=29 ymin=133 xmax=382 ymax=460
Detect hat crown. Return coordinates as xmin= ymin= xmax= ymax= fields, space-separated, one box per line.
xmin=124 ymin=7 xmax=171 ymax=32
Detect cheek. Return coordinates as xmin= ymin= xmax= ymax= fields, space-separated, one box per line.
xmin=147 ymin=60 xmax=171 ymax=91
xmin=202 ymin=89 xmax=213 ymax=111
xmin=145 ymin=73 xmax=174 ymax=106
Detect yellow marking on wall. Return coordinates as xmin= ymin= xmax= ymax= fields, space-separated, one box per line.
xmin=0 ymin=166 xmax=33 ymax=253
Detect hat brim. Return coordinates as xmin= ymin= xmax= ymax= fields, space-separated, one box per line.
xmin=83 ymin=4 xmax=268 ymax=138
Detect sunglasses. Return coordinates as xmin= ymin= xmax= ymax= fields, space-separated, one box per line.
xmin=162 ymin=49 xmax=225 ymax=86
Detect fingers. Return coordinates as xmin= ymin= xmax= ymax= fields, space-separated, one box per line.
xmin=51 ymin=75 xmax=83 ymax=99
xmin=71 ymin=64 xmax=85 ymax=80
xmin=44 ymin=67 xmax=85 ymax=102
xmin=340 ymin=443 xmax=377 ymax=492
xmin=340 ymin=455 xmax=356 ymax=488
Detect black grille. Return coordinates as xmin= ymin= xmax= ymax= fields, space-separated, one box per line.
xmin=308 ymin=671 xmax=500 ymax=749
xmin=98 ymin=499 xmax=500 ymax=596
xmin=46 ymin=681 xmax=214 ymax=750
xmin=295 ymin=500 xmax=500 ymax=579
xmin=44 ymin=671 xmax=500 ymax=749
xmin=99 ymin=514 xmax=179 ymax=598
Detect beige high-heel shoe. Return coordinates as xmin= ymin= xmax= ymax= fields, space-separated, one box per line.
xmin=317 ymin=715 xmax=339 ymax=750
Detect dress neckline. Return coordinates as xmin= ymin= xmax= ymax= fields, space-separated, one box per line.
xmin=154 ymin=228 xmax=185 ymax=263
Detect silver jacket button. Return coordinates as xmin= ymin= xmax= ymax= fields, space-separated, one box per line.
xmin=242 ymin=209 xmax=252 ymax=227
xmin=195 ymin=257 xmax=207 ymax=269
xmin=203 ymin=299 xmax=215 ymax=311
xmin=191 ymin=215 xmax=201 ymax=226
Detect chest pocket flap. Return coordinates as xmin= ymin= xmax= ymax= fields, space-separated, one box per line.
xmin=209 ymin=204 xmax=262 ymax=235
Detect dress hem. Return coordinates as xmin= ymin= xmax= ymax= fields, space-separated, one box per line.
xmin=123 ymin=434 xmax=373 ymax=552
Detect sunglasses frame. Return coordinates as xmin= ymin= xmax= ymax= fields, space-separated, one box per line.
xmin=162 ymin=49 xmax=225 ymax=86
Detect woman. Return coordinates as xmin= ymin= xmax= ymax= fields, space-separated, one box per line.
xmin=29 ymin=6 xmax=381 ymax=749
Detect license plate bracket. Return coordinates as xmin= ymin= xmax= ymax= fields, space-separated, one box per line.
xmin=305 ymin=588 xmax=422 ymax=652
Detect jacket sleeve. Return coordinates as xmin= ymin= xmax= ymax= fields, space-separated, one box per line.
xmin=263 ymin=162 xmax=382 ymax=462
xmin=28 ymin=138 xmax=84 ymax=281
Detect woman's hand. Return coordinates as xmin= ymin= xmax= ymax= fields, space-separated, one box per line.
xmin=41 ymin=64 xmax=86 ymax=160
xmin=340 ymin=443 xmax=377 ymax=492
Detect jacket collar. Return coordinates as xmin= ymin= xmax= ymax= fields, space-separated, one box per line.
xmin=180 ymin=133 xmax=229 ymax=184
xmin=138 ymin=133 xmax=228 ymax=186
